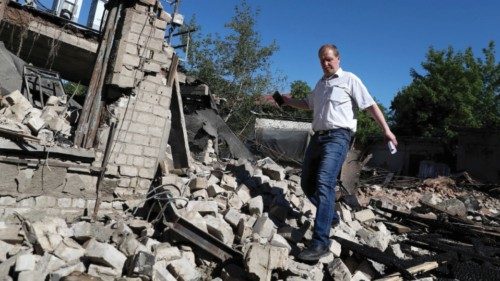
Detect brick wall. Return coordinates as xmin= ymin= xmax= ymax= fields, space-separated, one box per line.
xmin=102 ymin=0 xmax=175 ymax=196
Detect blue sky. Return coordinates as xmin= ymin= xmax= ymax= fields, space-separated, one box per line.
xmin=176 ymin=0 xmax=500 ymax=108
xmin=38 ymin=0 xmax=500 ymax=108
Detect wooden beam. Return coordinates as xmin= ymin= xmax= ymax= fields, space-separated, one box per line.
xmin=375 ymin=261 xmax=439 ymax=281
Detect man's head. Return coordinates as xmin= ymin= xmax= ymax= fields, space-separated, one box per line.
xmin=318 ymin=44 xmax=340 ymax=77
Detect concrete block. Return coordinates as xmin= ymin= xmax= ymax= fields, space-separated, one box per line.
xmin=123 ymin=53 xmax=141 ymax=67
xmin=365 ymin=230 xmax=391 ymax=252
xmin=53 ymin=237 xmax=85 ymax=262
xmin=224 ymin=208 xmax=242 ymax=228
xmin=128 ymin=122 xmax=149 ymax=134
xmin=346 ymin=220 xmax=363 ymax=232
xmin=17 ymin=270 xmax=45 ymax=281
xmin=15 ymin=254 xmax=37 ymax=272
xmin=120 ymin=166 xmax=139 ymax=177
xmin=183 ymin=211 xmax=208 ymax=233
xmin=252 ymin=214 xmax=276 ymax=239
xmin=262 ymin=163 xmax=285 ymax=181
xmin=88 ymin=264 xmax=119 ymax=281
xmin=143 ymin=61 xmax=161 ymax=73
xmin=326 ymin=258 xmax=352 ymax=281
xmin=159 ymin=11 xmax=172 ymax=22
xmin=51 ymin=261 xmax=86 ymax=278
xmin=0 ymin=196 xmax=16 ymax=206
xmin=192 ymin=189 xmax=208 ymax=200
xmin=4 ymin=90 xmax=31 ymax=107
xmin=221 ymin=174 xmax=238 ymax=191
xmin=270 ymin=233 xmax=291 ymax=251
xmin=338 ymin=205 xmax=352 ymax=222
xmin=167 ymin=257 xmax=201 ymax=281
xmin=205 ymin=215 xmax=234 ymax=245
xmin=118 ymin=235 xmax=151 ymax=256
xmin=236 ymin=184 xmax=251 ymax=204
xmin=110 ymin=73 xmax=135 ymax=88
xmin=35 ymin=195 xmax=57 ymax=208
xmin=154 ymin=19 xmax=168 ymax=30
xmin=228 ymin=193 xmax=243 ymax=210
xmin=207 ymin=184 xmax=225 ymax=197
xmin=136 ymin=112 xmax=156 ymax=125
xmin=248 ymin=196 xmax=263 ymax=216
xmin=84 ymin=239 xmax=127 ymax=272
xmin=353 ymin=209 xmax=376 ymax=222
xmin=0 ymin=240 xmax=14 ymax=262
xmin=26 ymin=115 xmax=45 ymax=133
xmin=186 ymin=200 xmax=218 ymax=215
xmin=72 ymin=221 xmax=113 ymax=243
xmin=154 ymin=244 xmax=181 ymax=262
xmin=139 ymin=167 xmax=156 ymax=179
xmin=330 ymin=239 xmax=342 ymax=257
xmin=245 ymin=243 xmax=288 ymax=280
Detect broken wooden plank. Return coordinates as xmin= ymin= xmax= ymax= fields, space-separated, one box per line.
xmin=0 ymin=126 xmax=40 ymax=142
xmin=375 ymin=261 xmax=439 ymax=281
xmin=333 ymin=236 xmax=414 ymax=279
xmin=408 ymin=234 xmax=500 ymax=266
xmin=384 ymin=221 xmax=412 ymax=234
xmin=0 ymin=137 xmax=95 ymax=160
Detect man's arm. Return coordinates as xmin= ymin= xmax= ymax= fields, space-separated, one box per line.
xmin=282 ymin=96 xmax=310 ymax=110
xmin=365 ymin=104 xmax=398 ymax=146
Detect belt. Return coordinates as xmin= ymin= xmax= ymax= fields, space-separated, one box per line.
xmin=316 ymin=129 xmax=333 ymax=136
xmin=315 ymin=128 xmax=350 ymax=136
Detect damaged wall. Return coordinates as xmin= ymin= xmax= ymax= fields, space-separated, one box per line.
xmin=0 ymin=0 xmax=99 ymax=84
xmin=366 ymin=138 xmax=446 ymax=176
xmin=0 ymin=0 xmax=189 ymax=220
xmin=96 ymin=0 xmax=179 ymax=197
xmin=457 ymin=130 xmax=500 ymax=183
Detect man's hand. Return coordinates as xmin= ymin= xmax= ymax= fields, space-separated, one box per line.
xmin=384 ymin=129 xmax=398 ymax=146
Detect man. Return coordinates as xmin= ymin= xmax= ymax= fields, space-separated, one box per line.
xmin=281 ymin=44 xmax=397 ymax=261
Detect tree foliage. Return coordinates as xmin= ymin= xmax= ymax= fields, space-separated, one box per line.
xmin=184 ymin=1 xmax=282 ymax=137
xmin=355 ymin=102 xmax=388 ymax=146
xmin=290 ymin=80 xmax=310 ymax=99
xmin=391 ymin=41 xmax=500 ymax=142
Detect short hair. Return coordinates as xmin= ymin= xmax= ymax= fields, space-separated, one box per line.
xmin=318 ymin=44 xmax=340 ymax=57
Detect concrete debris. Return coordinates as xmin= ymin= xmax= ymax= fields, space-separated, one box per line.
xmin=0 ymin=89 xmax=74 ymax=144
xmin=0 ymin=69 xmax=498 ymax=281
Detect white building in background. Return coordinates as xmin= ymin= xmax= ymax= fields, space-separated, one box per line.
xmin=87 ymin=0 xmax=108 ymax=31
xmin=51 ymin=0 xmax=83 ymax=22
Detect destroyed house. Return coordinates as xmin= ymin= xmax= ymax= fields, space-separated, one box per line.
xmin=0 ymin=1 xmax=499 ymax=280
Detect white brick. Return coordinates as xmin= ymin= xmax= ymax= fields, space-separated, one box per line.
xmin=125 ymin=143 xmax=143 ymax=155
xmin=120 ymin=166 xmax=139 ymax=177
xmin=84 ymin=239 xmax=127 ymax=271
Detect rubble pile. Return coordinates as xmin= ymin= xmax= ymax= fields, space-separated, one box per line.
xmin=1 ymin=155 xmax=499 ymax=280
xmin=0 ymin=90 xmax=74 ymax=146
xmin=357 ymin=174 xmax=500 ymax=220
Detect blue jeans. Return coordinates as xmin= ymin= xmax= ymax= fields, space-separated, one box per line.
xmin=301 ymin=128 xmax=351 ymax=247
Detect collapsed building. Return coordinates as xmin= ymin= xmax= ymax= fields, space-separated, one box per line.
xmin=0 ymin=1 xmax=499 ymax=280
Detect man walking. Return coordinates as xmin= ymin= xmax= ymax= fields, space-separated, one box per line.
xmin=281 ymin=44 xmax=397 ymax=261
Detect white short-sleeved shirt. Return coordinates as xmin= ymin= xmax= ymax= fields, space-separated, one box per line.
xmin=306 ymin=68 xmax=375 ymax=132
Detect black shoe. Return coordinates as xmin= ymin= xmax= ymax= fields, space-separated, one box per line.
xmin=297 ymin=244 xmax=330 ymax=261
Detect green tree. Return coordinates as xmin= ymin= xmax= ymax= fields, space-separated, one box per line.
xmin=355 ymin=102 xmax=388 ymax=147
xmin=290 ymin=80 xmax=311 ymax=99
xmin=184 ymin=1 xmax=282 ymax=137
xmin=391 ymin=42 xmax=500 ymax=142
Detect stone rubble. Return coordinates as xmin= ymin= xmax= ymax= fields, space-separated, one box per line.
xmin=0 ymin=90 xmax=73 ymax=145
xmin=2 ymin=153 xmax=497 ymax=280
